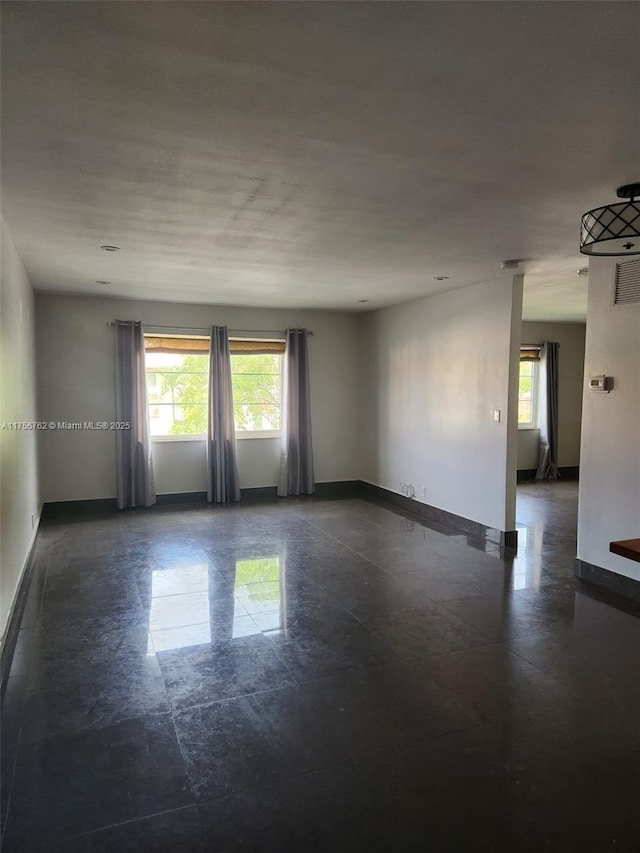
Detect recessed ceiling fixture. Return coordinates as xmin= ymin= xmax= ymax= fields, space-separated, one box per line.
xmin=100 ymin=245 xmax=121 ymax=252
xmin=500 ymin=259 xmax=523 ymax=270
xmin=95 ymin=280 xmax=111 ymax=285
xmin=434 ymin=276 xmax=449 ymax=281
xmin=580 ymin=183 xmax=640 ymax=256
xmin=358 ymin=299 xmax=370 ymax=303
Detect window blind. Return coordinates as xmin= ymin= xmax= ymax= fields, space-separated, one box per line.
xmin=520 ymin=346 xmax=541 ymax=362
xmin=144 ymin=335 xmax=209 ymax=355
xmin=144 ymin=335 xmax=286 ymax=355
xmin=229 ymin=339 xmax=285 ymax=355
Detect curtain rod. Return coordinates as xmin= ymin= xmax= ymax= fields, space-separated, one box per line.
xmin=521 ymin=344 xmax=559 ymax=349
xmin=106 ymin=322 xmax=314 ymax=335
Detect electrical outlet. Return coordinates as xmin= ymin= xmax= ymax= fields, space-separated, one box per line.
xmin=493 ymin=409 xmax=501 ymax=423
xmin=31 ymin=513 xmax=36 ymax=529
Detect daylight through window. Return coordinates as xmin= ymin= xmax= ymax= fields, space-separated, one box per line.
xmin=146 ymin=350 xmax=208 ymax=437
xmin=518 ymin=347 xmax=540 ymax=428
xmin=144 ymin=335 xmax=283 ymax=438
xmin=231 ymin=352 xmax=282 ymax=433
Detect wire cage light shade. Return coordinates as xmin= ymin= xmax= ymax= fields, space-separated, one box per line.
xmin=580 ymin=183 xmax=640 ymax=256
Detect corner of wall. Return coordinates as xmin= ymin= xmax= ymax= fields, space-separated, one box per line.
xmin=0 ymin=218 xmax=40 ymax=641
xmin=505 ymin=274 xmax=524 ymax=532
xmin=577 ymin=257 xmax=640 ymax=583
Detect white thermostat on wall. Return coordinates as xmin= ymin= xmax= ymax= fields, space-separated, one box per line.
xmin=589 ymin=375 xmax=611 ymax=393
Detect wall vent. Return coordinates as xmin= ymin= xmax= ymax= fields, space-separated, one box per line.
xmin=614 ymin=258 xmax=640 ymax=306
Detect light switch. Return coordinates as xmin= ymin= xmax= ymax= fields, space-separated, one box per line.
xmin=493 ymin=409 xmax=501 ymax=423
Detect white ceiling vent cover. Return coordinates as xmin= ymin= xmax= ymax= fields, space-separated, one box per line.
xmin=614 ymin=258 xmax=640 ymax=306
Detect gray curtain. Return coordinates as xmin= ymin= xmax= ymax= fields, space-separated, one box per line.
xmin=535 ymin=341 xmax=560 ymax=480
xmin=207 ymin=326 xmax=241 ymax=503
xmin=114 ymin=320 xmax=156 ymax=508
xmin=278 ymin=329 xmax=315 ymax=497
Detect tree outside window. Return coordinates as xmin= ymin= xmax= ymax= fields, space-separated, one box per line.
xmin=145 ymin=344 xmax=283 ymax=437
xmin=231 ymin=353 xmax=281 ymax=432
xmin=518 ymin=359 xmax=538 ymax=427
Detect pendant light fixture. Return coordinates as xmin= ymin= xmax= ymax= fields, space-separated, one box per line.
xmin=580 ymin=183 xmax=640 ymax=256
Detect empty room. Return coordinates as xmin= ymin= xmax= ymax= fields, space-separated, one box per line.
xmin=1 ymin=2 xmax=639 ymax=851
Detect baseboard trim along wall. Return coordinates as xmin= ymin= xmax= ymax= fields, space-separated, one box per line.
xmin=40 ymin=480 xmax=517 ymax=548
xmin=40 ymin=481 xmax=365 ymax=519
xmin=360 ymin=482 xmax=518 ymax=550
xmin=517 ymin=466 xmax=580 ymax=484
xmin=0 ymin=517 xmax=41 ymax=687
xmin=313 ymin=481 xmax=362 ymax=499
xmin=155 ymin=483 xmax=363 ymax=503
xmin=574 ymin=558 xmax=640 ymax=605
xmin=156 ymin=491 xmax=207 ymax=505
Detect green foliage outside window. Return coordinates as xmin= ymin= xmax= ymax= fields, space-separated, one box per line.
xmin=231 ymin=353 xmax=281 ymax=431
xmin=518 ymin=361 xmax=534 ymax=424
xmin=146 ymin=352 xmax=282 ymax=436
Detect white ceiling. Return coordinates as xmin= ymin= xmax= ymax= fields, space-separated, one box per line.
xmin=2 ymin=2 xmax=639 ymax=321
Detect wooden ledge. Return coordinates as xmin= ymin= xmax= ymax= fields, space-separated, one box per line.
xmin=610 ymin=539 xmax=640 ymax=563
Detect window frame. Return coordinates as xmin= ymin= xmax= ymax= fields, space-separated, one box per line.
xmin=145 ymin=344 xmax=209 ymax=441
xmin=517 ymin=351 xmax=539 ymax=430
xmin=230 ymin=342 xmax=284 ymax=440
xmin=144 ymin=334 xmax=285 ymax=442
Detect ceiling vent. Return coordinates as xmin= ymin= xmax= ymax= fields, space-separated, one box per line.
xmin=614 ymin=258 xmax=640 ymax=306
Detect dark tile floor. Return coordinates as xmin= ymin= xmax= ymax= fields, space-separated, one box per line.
xmin=2 ymin=483 xmax=640 ymax=852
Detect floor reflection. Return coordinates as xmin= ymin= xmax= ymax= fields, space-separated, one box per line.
xmin=148 ymin=562 xmax=211 ymax=652
xmin=511 ymin=525 xmax=543 ymax=591
xmin=148 ymin=553 xmax=284 ymax=652
xmin=233 ymin=556 xmax=282 ymax=636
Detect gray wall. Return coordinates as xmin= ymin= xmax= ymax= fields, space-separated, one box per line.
xmin=0 ymin=220 xmax=40 ymax=642
xmin=35 ymin=294 xmax=362 ymax=501
xmin=578 ymin=258 xmax=640 ymax=582
xmin=360 ymin=276 xmax=522 ymax=534
xmin=517 ymin=321 xmax=586 ymax=470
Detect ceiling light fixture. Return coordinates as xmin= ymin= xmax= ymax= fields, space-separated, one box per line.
xmin=100 ymin=245 xmax=121 ymax=252
xmin=434 ymin=276 xmax=449 ymax=281
xmin=580 ymin=183 xmax=640 ymax=256
xmin=358 ymin=299 xmax=370 ymax=303
xmin=500 ymin=259 xmax=523 ymax=270
xmin=95 ymin=280 xmax=111 ymax=285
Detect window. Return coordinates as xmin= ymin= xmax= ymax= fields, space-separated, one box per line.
xmin=518 ymin=347 xmax=540 ymax=429
xmin=145 ymin=342 xmax=209 ymax=437
xmin=144 ymin=334 xmax=283 ymax=438
xmin=231 ymin=351 xmax=282 ymax=435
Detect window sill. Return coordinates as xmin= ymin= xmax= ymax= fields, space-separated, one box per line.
xmin=151 ymin=432 xmax=282 ymax=442
xmin=151 ymin=435 xmax=206 ymax=443
xmin=236 ymin=431 xmax=281 ymax=440
xmin=518 ymin=425 xmax=540 ymax=431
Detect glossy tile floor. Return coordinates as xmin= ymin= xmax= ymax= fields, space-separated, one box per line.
xmin=2 ymin=484 xmax=640 ymax=852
